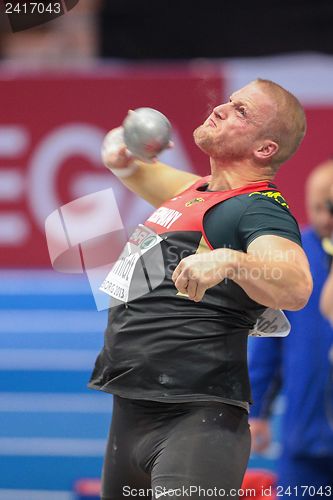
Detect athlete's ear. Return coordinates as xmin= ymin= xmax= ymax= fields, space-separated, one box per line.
xmin=254 ymin=140 xmax=279 ymax=162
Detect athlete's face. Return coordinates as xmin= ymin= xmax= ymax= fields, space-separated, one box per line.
xmin=193 ymin=82 xmax=277 ymax=161
xmin=306 ymin=170 xmax=333 ymax=239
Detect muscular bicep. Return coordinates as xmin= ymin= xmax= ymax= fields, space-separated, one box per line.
xmin=247 ymin=234 xmax=310 ymax=272
xmin=248 ymin=235 xmax=313 ymax=309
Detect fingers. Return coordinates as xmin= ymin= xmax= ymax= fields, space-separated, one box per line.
xmin=172 ymin=261 xmax=189 ymax=295
xmin=186 ymin=278 xmax=197 ymax=300
xmin=192 ymin=282 xmax=206 ymax=302
xmin=174 ymin=275 xmax=207 ymax=302
xmin=174 ymin=273 xmax=190 ymax=295
xmin=171 ymin=261 xmax=183 ymax=283
xmin=124 ymin=147 xmax=135 ymax=160
xmin=101 ymin=128 xmax=126 ymax=168
xmin=172 ymin=261 xmax=207 ymax=302
xmin=106 ymin=145 xmax=133 ymax=170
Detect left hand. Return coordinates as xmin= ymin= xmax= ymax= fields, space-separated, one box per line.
xmin=171 ymin=250 xmax=231 ymax=302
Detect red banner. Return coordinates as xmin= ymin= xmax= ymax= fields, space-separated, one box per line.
xmin=0 ymin=67 xmax=222 ymax=267
xmin=0 ymin=67 xmax=332 ymax=267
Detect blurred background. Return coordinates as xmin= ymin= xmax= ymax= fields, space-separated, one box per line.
xmin=0 ymin=0 xmax=333 ymax=498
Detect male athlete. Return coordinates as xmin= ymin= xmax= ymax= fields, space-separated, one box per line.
xmin=89 ymin=79 xmax=313 ymax=500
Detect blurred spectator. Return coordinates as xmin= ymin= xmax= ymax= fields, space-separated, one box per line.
xmin=320 ymin=183 xmax=333 ymax=323
xmin=249 ymin=160 xmax=333 ymax=494
xmin=0 ymin=0 xmax=101 ymax=66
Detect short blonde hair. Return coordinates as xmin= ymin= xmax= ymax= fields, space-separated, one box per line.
xmin=256 ymin=79 xmax=307 ymax=168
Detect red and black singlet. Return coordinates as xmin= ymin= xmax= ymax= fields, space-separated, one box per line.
xmin=89 ymin=176 xmax=301 ymax=408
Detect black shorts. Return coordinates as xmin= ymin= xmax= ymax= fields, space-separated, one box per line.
xmin=101 ymin=396 xmax=251 ymax=500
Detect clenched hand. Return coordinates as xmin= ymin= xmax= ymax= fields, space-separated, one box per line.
xmin=172 ymin=250 xmax=233 ymax=302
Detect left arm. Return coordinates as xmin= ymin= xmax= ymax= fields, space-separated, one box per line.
xmin=230 ymin=234 xmax=313 ymax=310
xmin=172 ymin=235 xmax=313 ymax=309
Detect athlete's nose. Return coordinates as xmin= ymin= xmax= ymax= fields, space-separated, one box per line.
xmin=213 ymin=103 xmax=229 ymax=120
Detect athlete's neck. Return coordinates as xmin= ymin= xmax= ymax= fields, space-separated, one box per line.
xmin=208 ymin=158 xmax=274 ymax=191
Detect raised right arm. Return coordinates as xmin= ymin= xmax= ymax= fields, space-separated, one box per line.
xmin=103 ymin=129 xmax=200 ymax=208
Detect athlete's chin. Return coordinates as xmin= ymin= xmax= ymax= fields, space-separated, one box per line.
xmin=193 ymin=125 xmax=204 ymax=141
xmin=193 ymin=126 xmax=214 ymax=155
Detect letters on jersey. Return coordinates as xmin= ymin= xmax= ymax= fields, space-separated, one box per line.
xmin=100 ymin=177 xmax=285 ymax=312
xmin=147 ymin=207 xmax=182 ymax=229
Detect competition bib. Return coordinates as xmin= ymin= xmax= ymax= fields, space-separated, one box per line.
xmin=100 ymin=225 xmax=164 ymax=302
xmin=249 ymin=308 xmax=291 ymax=337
